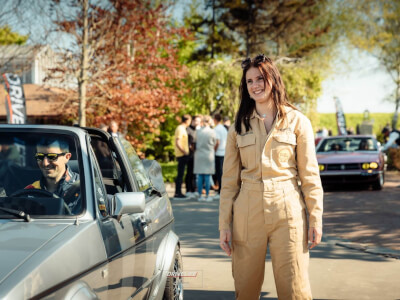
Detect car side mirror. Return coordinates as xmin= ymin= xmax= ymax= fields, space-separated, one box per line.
xmin=112 ymin=192 xmax=145 ymax=220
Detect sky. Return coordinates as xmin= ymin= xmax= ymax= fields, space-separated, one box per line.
xmin=317 ymin=50 xmax=396 ymax=114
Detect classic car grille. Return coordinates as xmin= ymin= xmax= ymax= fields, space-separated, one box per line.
xmin=326 ymin=163 xmax=360 ymax=170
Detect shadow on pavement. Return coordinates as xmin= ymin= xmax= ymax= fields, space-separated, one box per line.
xmin=171 ymin=199 xmax=395 ymax=262
xmin=185 ymin=290 xmax=332 ymax=300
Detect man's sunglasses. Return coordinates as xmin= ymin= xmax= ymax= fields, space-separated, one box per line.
xmin=241 ymin=53 xmax=271 ymax=69
xmin=35 ymin=152 xmax=66 ymax=162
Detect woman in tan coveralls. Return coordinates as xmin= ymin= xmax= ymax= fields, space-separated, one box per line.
xmin=219 ymin=54 xmax=323 ymax=300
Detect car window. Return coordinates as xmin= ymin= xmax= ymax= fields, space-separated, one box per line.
xmin=118 ymin=138 xmax=152 ymax=193
xmin=90 ymin=135 xmax=126 ymax=195
xmin=0 ymin=131 xmax=83 ymax=217
xmin=317 ymin=137 xmax=378 ymax=152
xmin=89 ymin=147 xmax=109 ymax=218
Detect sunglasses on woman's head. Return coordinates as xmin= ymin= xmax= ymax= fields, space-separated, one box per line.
xmin=35 ymin=152 xmax=66 ymax=162
xmin=241 ymin=54 xmax=270 ymax=69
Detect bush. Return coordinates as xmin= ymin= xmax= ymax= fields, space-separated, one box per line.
xmin=160 ymin=161 xmax=178 ymax=183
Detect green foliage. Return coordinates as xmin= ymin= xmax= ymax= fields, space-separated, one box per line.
xmin=160 ymin=161 xmax=178 ymax=183
xmin=143 ymin=113 xmax=180 ymax=162
xmin=279 ymin=62 xmax=323 ymax=117
xmin=182 ymin=58 xmax=241 ymax=118
xmin=315 ymin=113 xmax=393 ymax=137
xmin=0 ymin=26 xmax=28 ymax=45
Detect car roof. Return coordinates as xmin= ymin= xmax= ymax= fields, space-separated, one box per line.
xmin=0 ymin=124 xmax=88 ymax=136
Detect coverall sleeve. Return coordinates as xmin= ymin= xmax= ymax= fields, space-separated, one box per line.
xmin=295 ymin=116 xmax=323 ymax=229
xmin=219 ymin=126 xmax=242 ymax=231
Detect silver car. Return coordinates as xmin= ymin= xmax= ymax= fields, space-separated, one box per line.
xmin=0 ymin=125 xmax=183 ymax=300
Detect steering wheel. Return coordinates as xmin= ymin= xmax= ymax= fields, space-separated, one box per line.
xmin=9 ymin=189 xmax=72 ymax=215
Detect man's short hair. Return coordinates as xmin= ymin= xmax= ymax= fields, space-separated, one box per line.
xmin=382 ymin=127 xmax=390 ymax=134
xmin=213 ymin=114 xmax=222 ymax=122
xmin=181 ymin=114 xmax=191 ymax=123
xmin=37 ymin=137 xmax=70 ymax=153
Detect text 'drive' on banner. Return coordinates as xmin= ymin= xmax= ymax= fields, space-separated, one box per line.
xmin=334 ymin=96 xmax=347 ymax=136
xmin=3 ymin=73 xmax=27 ymax=124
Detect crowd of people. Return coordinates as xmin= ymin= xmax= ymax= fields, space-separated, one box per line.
xmin=173 ymin=113 xmax=229 ymax=202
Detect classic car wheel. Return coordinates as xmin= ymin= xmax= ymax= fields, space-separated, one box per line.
xmin=163 ymin=248 xmax=183 ymax=300
xmin=372 ymin=173 xmax=384 ymax=190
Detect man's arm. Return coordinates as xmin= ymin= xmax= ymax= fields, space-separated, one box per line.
xmin=383 ymin=132 xmax=400 ymax=151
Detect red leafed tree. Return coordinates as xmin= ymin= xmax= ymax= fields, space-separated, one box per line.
xmin=49 ymin=0 xmax=188 ymax=150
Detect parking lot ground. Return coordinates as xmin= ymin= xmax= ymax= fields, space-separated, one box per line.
xmin=166 ymin=172 xmax=400 ymax=299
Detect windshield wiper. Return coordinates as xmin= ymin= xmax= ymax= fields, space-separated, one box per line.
xmin=0 ymin=206 xmax=31 ymax=222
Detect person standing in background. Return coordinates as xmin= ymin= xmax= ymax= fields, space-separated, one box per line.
xmin=174 ymin=114 xmax=192 ymax=199
xmin=194 ymin=116 xmax=216 ymax=202
xmin=108 ymin=121 xmax=122 ymax=138
xmin=213 ymin=113 xmax=228 ymax=200
xmin=186 ymin=115 xmax=202 ymax=198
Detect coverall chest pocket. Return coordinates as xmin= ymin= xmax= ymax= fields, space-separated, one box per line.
xmin=237 ymin=133 xmax=256 ymax=170
xmin=272 ymin=133 xmax=297 ymax=169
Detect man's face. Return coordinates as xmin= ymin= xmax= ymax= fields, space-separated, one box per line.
xmin=192 ymin=117 xmax=201 ymax=128
xmin=110 ymin=122 xmax=119 ymax=133
xmin=36 ymin=144 xmax=71 ymax=181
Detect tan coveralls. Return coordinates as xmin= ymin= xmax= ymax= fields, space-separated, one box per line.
xmin=219 ymin=107 xmax=323 ymax=300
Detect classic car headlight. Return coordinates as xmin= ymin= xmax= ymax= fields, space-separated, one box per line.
xmin=362 ymin=162 xmax=379 ymax=169
xmin=318 ymin=164 xmax=325 ymax=171
xmin=369 ymin=162 xmax=379 ymax=169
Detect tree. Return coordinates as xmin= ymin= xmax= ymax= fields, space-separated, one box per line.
xmin=342 ymin=1 xmax=400 ymax=129
xmin=182 ymin=59 xmax=241 ymax=118
xmin=48 ymin=0 xmax=188 ymax=150
xmin=219 ymin=0 xmax=333 ymax=58
xmin=183 ymin=0 xmax=238 ymax=61
xmin=0 ymin=25 xmax=28 ymax=45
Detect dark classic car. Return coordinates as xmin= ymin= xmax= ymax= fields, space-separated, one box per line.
xmin=0 ymin=125 xmax=183 ymax=300
xmin=316 ymin=135 xmax=386 ymax=190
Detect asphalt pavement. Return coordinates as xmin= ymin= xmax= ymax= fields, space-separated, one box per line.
xmin=167 ymin=185 xmax=400 ymax=300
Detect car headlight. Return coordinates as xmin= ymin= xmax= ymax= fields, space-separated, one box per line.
xmin=369 ymin=162 xmax=378 ymax=169
xmin=319 ymin=164 xmax=325 ymax=171
xmin=362 ymin=162 xmax=379 ymax=169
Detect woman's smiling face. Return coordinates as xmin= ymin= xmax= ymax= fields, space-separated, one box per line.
xmin=245 ymin=67 xmax=272 ymax=104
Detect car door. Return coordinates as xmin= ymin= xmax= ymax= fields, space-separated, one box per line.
xmin=87 ymin=129 xmax=154 ymax=299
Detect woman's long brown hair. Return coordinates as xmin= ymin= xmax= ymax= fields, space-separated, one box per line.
xmin=235 ymin=56 xmax=297 ymax=134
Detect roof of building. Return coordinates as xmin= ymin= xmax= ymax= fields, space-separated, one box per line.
xmin=0 ymin=84 xmax=68 ymax=117
xmin=0 ymin=45 xmax=52 ymax=61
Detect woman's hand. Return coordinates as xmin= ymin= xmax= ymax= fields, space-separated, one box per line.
xmin=220 ymin=229 xmax=232 ymax=256
xmin=308 ymin=227 xmax=322 ymax=249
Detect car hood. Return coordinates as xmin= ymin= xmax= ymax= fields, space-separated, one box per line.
xmin=317 ymin=152 xmax=379 ymax=164
xmin=0 ymin=220 xmax=70 ymax=284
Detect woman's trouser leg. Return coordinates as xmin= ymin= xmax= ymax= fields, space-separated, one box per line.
xmin=268 ymin=209 xmax=312 ymax=300
xmin=232 ymin=188 xmax=268 ymax=300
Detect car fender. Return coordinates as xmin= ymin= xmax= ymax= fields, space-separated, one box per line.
xmin=148 ymin=231 xmax=180 ymax=300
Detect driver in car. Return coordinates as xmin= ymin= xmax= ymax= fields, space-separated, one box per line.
xmin=25 ymin=137 xmax=81 ymax=214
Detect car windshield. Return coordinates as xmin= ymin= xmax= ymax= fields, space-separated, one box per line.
xmin=0 ymin=130 xmax=83 ymax=217
xmin=317 ymin=137 xmax=378 ymax=153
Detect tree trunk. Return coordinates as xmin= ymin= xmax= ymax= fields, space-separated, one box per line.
xmin=79 ymin=0 xmax=89 ymax=127
xmin=392 ymin=72 xmax=400 ymax=130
